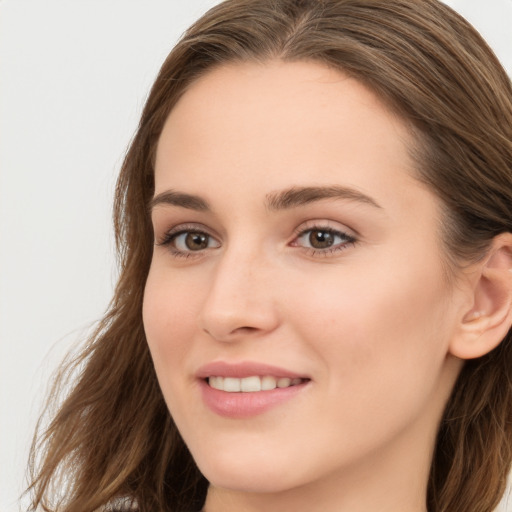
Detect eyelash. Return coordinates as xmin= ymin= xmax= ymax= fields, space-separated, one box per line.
xmin=291 ymin=223 xmax=357 ymax=257
xmin=156 ymin=224 xmax=218 ymax=259
xmin=156 ymin=222 xmax=357 ymax=259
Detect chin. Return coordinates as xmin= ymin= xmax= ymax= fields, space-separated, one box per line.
xmin=204 ymin=468 xmax=297 ymax=494
xmin=192 ymin=445 xmax=309 ymax=494
xmin=207 ymin=473 xmax=286 ymax=494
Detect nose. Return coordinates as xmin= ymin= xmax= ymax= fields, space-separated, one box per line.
xmin=198 ymin=248 xmax=280 ymax=342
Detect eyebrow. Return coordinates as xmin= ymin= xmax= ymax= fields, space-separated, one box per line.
xmin=149 ymin=190 xmax=210 ymax=211
xmin=265 ymin=185 xmax=382 ymax=211
xmin=149 ymin=185 xmax=381 ymax=212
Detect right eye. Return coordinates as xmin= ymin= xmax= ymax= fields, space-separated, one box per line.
xmin=158 ymin=228 xmax=221 ymax=258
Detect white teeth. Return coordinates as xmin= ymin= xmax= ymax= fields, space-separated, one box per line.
xmin=241 ymin=376 xmax=261 ymax=392
xmin=277 ymin=377 xmax=291 ymax=388
xmin=261 ymin=376 xmax=277 ymax=391
xmin=223 ymin=377 xmax=241 ymax=392
xmin=208 ymin=375 xmax=304 ymax=392
xmin=209 ymin=376 xmax=223 ymax=390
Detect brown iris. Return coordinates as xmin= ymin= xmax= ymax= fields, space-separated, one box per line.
xmin=184 ymin=232 xmax=209 ymax=250
xmin=308 ymin=229 xmax=335 ymax=249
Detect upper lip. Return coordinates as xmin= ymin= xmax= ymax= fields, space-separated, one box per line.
xmin=196 ymin=361 xmax=309 ymax=380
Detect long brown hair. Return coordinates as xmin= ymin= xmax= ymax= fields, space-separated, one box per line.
xmin=27 ymin=1 xmax=512 ymax=511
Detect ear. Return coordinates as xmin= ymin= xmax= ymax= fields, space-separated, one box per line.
xmin=449 ymin=233 xmax=512 ymax=360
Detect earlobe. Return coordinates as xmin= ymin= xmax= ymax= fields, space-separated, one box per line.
xmin=449 ymin=233 xmax=512 ymax=360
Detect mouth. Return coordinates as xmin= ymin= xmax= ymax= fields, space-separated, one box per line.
xmin=207 ymin=375 xmax=307 ymax=392
xmin=197 ymin=361 xmax=311 ymax=418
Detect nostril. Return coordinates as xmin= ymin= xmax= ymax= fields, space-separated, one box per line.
xmin=237 ymin=326 xmax=258 ymax=333
xmin=202 ymin=324 xmax=260 ymax=341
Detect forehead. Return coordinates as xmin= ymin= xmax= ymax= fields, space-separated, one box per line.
xmin=154 ymin=60 xmax=423 ymax=212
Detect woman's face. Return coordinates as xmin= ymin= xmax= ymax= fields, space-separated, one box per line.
xmin=143 ymin=61 xmax=466 ymax=496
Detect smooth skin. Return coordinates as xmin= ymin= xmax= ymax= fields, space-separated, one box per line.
xmin=143 ymin=61 xmax=512 ymax=512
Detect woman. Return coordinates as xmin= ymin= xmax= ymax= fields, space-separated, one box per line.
xmin=27 ymin=0 xmax=512 ymax=511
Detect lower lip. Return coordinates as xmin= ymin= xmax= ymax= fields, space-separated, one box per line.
xmin=199 ymin=379 xmax=308 ymax=418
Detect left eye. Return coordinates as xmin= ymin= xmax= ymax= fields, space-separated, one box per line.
xmin=294 ymin=228 xmax=354 ymax=250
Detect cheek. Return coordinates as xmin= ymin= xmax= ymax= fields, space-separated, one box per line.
xmin=285 ymin=254 xmax=453 ymax=395
xmin=278 ymin=264 xmax=455 ymax=466
xmin=142 ymin=267 xmax=199 ymax=376
xmin=142 ymin=265 xmax=210 ymax=433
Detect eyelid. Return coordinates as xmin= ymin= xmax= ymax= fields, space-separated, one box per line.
xmin=155 ymin=224 xmax=221 ymax=261
xmin=291 ymin=219 xmax=357 ymax=239
xmin=290 ymin=220 xmax=358 ymax=255
xmin=156 ymin=222 xmax=217 ymax=246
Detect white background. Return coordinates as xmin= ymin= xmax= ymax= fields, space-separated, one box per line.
xmin=1 ymin=1 xmax=511 ymax=511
